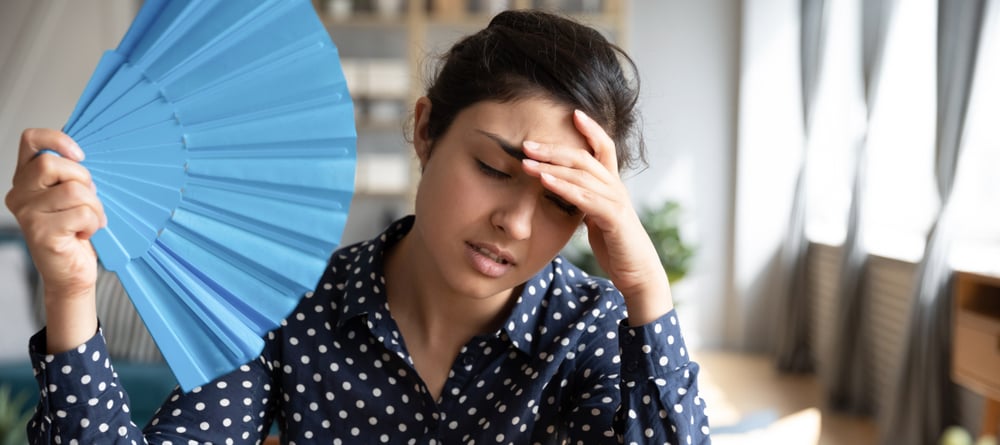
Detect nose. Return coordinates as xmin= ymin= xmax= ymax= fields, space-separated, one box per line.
xmin=491 ymin=193 xmax=535 ymax=241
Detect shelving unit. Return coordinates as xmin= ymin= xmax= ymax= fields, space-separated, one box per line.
xmin=952 ymin=271 xmax=1000 ymax=437
xmin=310 ymin=0 xmax=628 ymax=242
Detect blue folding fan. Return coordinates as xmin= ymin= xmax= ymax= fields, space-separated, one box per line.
xmin=63 ymin=0 xmax=356 ymax=391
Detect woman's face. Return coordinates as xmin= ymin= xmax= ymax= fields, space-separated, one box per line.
xmin=411 ymin=97 xmax=589 ymax=300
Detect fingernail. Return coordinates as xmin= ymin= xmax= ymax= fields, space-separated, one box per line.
xmin=523 ymin=140 xmax=540 ymax=151
xmin=541 ymin=172 xmax=557 ymax=182
xmin=574 ymin=109 xmax=589 ymax=121
xmin=70 ymin=143 xmax=85 ymax=161
xmin=522 ymin=158 xmax=540 ymax=168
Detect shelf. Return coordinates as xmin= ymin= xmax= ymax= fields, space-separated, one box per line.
xmin=423 ymin=11 xmax=617 ymax=28
xmin=312 ymin=0 xmax=627 ymax=200
xmin=318 ymin=13 xmax=409 ymax=28
xmin=952 ymin=271 xmax=1000 ymax=438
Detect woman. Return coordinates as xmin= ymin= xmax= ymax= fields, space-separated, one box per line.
xmin=7 ymin=10 xmax=711 ymax=444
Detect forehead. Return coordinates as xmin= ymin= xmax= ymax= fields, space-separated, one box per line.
xmin=452 ymin=99 xmax=588 ymax=150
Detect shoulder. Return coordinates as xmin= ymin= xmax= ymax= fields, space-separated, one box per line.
xmin=549 ymin=256 xmax=624 ymax=304
xmin=535 ymin=256 xmax=627 ymax=328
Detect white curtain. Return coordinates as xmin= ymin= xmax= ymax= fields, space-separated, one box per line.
xmin=881 ymin=0 xmax=989 ymax=443
xmin=826 ymin=0 xmax=896 ymax=414
xmin=775 ymin=0 xmax=829 ymax=373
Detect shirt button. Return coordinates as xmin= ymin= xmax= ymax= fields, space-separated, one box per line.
xmin=462 ymin=355 xmax=475 ymax=366
xmin=626 ymin=361 xmax=639 ymax=372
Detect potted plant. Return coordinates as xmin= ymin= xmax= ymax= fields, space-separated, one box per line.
xmin=0 ymin=385 xmax=31 ymax=445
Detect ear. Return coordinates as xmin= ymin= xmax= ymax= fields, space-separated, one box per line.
xmin=413 ymin=96 xmax=433 ymax=169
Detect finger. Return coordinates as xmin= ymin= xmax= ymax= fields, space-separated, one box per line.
xmin=56 ymin=204 xmax=105 ymax=241
xmin=522 ymin=158 xmax=615 ymax=202
xmin=522 ymin=140 xmax=615 ymax=184
xmin=12 ymin=151 xmax=94 ymax=191
xmin=45 ymin=181 xmax=106 ymax=227
xmin=572 ymin=109 xmax=619 ymax=173
xmin=23 ymin=204 xmax=104 ymax=248
xmin=535 ymin=169 xmax=622 ymax=219
xmin=18 ymin=128 xmax=84 ymax=166
xmin=10 ymin=181 xmax=107 ymax=230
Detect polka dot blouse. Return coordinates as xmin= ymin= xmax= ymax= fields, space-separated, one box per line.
xmin=27 ymin=216 xmax=711 ymax=444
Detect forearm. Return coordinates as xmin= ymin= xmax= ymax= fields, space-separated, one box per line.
xmin=44 ymin=287 xmax=98 ymax=354
xmin=616 ymin=309 xmax=711 ymax=444
xmin=620 ymin=270 xmax=673 ymax=326
xmin=27 ymin=327 xmax=144 ymax=445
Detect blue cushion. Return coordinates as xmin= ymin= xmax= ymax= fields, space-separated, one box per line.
xmin=0 ymin=360 xmax=176 ymax=429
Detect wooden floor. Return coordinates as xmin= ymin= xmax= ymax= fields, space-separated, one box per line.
xmin=695 ymin=350 xmax=878 ymax=445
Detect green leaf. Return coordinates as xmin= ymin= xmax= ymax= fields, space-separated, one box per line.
xmin=0 ymin=385 xmax=32 ymax=445
xmin=562 ymin=200 xmax=696 ymax=296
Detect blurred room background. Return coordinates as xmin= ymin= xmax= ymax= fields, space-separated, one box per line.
xmin=1 ymin=1 xmax=998 ymax=444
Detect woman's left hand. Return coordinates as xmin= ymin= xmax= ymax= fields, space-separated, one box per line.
xmin=520 ymin=109 xmax=673 ymax=325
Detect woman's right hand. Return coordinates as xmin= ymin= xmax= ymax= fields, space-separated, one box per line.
xmin=5 ymin=128 xmax=105 ymax=352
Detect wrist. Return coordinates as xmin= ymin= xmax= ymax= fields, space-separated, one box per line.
xmin=44 ymin=287 xmax=98 ymax=354
xmin=621 ymin=272 xmax=673 ymax=326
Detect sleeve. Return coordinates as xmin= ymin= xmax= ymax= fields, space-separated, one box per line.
xmin=615 ymin=310 xmax=711 ymax=444
xmin=562 ymin=308 xmax=711 ymax=444
xmin=27 ymin=326 xmax=279 ymax=444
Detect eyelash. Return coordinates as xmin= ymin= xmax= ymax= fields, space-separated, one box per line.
xmin=549 ymin=197 xmax=580 ymax=216
xmin=477 ymin=160 xmax=511 ymax=180
xmin=476 ymin=159 xmax=579 ymax=216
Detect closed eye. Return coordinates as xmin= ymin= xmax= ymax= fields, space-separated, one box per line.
xmin=547 ymin=194 xmax=580 ymax=216
xmin=476 ymin=159 xmax=511 ymax=180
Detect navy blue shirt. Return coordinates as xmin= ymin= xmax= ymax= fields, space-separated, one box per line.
xmin=28 ymin=216 xmax=711 ymax=444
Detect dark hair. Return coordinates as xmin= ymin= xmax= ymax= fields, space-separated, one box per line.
xmin=423 ymin=9 xmax=646 ymax=172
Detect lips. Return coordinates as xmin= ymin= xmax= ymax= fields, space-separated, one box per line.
xmin=466 ymin=242 xmax=514 ymax=265
xmin=465 ymin=241 xmax=516 ymax=278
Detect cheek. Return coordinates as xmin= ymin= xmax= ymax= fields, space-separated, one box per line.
xmin=418 ymin=161 xmax=492 ymax=217
xmin=532 ymin=216 xmax=579 ymax=253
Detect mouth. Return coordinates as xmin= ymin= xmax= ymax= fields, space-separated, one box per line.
xmin=467 ymin=242 xmax=514 ymax=266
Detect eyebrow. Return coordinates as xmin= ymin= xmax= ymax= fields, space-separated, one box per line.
xmin=476 ymin=130 xmax=527 ymax=160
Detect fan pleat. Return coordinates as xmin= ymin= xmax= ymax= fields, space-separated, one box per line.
xmin=153 ymin=228 xmax=300 ymax=333
xmin=165 ymin=32 xmax=333 ymax=104
xmin=187 ymin=156 xmax=354 ymax=190
xmin=185 ymin=104 xmax=354 ymax=148
xmin=64 ymin=0 xmax=356 ymax=391
xmin=95 ymin=202 xmax=158 ymax=269
xmin=144 ymin=12 xmax=334 ymax=103
xmin=185 ymin=175 xmax=353 ymax=214
xmin=167 ymin=207 xmax=329 ymax=290
xmin=122 ymin=247 xmax=265 ymax=377
xmin=181 ymin=185 xmax=346 ymax=251
xmin=65 ymin=64 xmax=153 ymax=137
xmin=132 ymin=3 xmax=267 ymax=76
xmin=83 ymin=142 xmax=184 ymax=165
xmin=174 ymin=57 xmax=345 ymax=125
xmin=77 ymin=120 xmax=182 ymax=159
xmin=152 ymin=237 xmax=284 ymax=338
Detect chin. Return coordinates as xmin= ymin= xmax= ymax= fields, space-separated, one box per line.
xmin=450 ymin=273 xmax=521 ymax=301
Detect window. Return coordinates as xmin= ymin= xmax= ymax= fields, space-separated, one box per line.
xmin=861 ymin=0 xmax=939 ymax=262
xmin=805 ymin=0 xmax=863 ymax=246
xmin=949 ymin=6 xmax=1000 ymax=275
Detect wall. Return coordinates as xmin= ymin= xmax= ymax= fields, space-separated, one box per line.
xmin=0 ymin=0 xmax=136 ymax=226
xmin=626 ymin=0 xmax=741 ymax=349
xmin=730 ymin=0 xmax=805 ymax=351
xmin=0 ymin=0 xmax=744 ymax=349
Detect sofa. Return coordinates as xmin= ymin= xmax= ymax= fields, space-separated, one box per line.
xmin=0 ymin=227 xmax=177 ymax=428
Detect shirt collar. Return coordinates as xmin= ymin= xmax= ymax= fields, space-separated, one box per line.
xmin=497 ymin=263 xmax=552 ymax=355
xmin=334 ymin=215 xmax=552 ymax=356
xmin=336 ymin=216 xmax=413 ymax=327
